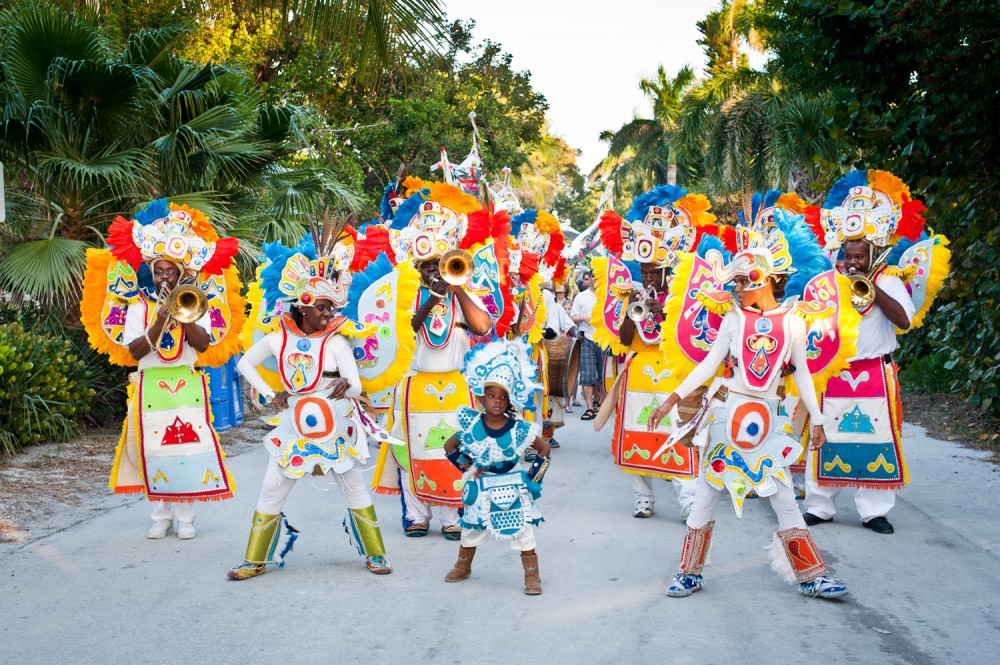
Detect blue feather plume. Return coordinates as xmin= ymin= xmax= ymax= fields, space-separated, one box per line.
xmin=510 ymin=210 xmax=538 ymax=238
xmin=380 ymin=182 xmax=398 ymax=221
xmin=694 ymin=234 xmax=731 ymax=261
xmin=823 ymin=170 xmax=869 ymax=209
xmin=886 ymin=231 xmax=928 ymax=265
xmin=622 ymin=259 xmax=642 ymax=284
xmin=389 ymin=190 xmax=428 ymax=231
xmin=259 ymin=239 xmax=301 ymax=305
xmin=626 ymin=185 xmax=687 ymax=222
xmin=135 ymin=198 xmax=170 ymax=226
xmin=773 ymin=209 xmax=833 ymax=301
xmin=737 ymin=190 xmax=782 ymax=226
xmin=342 ymin=253 xmax=394 ymax=321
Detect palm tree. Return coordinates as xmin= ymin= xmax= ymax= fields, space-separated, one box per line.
xmin=0 ymin=2 xmax=360 ymax=309
xmin=592 ymin=65 xmax=697 ymax=199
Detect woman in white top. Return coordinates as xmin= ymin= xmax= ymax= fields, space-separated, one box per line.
xmin=648 ymin=221 xmax=849 ymax=600
xmin=229 ymin=260 xmax=393 ymax=580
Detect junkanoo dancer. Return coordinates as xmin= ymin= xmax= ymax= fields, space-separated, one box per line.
xmin=648 ymin=208 xmax=858 ymax=599
xmin=801 ymin=169 xmax=950 ymax=534
xmin=80 ymin=199 xmax=244 ymax=539
xmin=441 ymin=341 xmax=552 ymax=595
xmin=230 ymin=217 xmax=418 ymax=579
xmin=592 ymin=186 xmax=733 ymax=519
xmin=371 ymin=177 xmax=493 ymax=539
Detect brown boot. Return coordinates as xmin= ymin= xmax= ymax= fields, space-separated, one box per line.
xmin=445 ymin=546 xmax=475 ymax=582
xmin=521 ymin=551 xmax=542 ymax=595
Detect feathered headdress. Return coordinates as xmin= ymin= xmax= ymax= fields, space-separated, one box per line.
xmin=598 ymin=185 xmax=718 ymax=267
xmin=106 ymin=199 xmax=238 ymax=275
xmin=806 ymin=169 xmax=926 ymax=251
xmin=737 ymin=190 xmax=806 ymax=233
xmin=260 ymin=211 xmax=355 ymax=309
xmin=510 ymin=209 xmax=565 ymax=278
xmin=462 ymin=340 xmax=544 ymax=411
xmin=390 ymin=176 xmax=481 ymax=262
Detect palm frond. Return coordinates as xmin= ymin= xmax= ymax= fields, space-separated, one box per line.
xmin=0 ymin=237 xmax=88 ymax=306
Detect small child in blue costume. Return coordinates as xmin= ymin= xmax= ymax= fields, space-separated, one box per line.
xmin=442 ymin=341 xmax=552 ymax=595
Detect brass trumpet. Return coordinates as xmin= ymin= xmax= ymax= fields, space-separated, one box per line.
xmin=626 ymin=285 xmax=656 ymax=322
xmin=439 ymin=249 xmax=474 ymax=286
xmin=849 ymin=274 xmax=876 ymax=312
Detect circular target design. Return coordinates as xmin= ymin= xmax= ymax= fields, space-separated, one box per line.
xmin=166 ymin=236 xmax=188 ymax=258
xmin=435 ymin=239 xmax=450 ymax=256
xmin=374 ymin=298 xmax=386 ymax=310
xmin=635 ymin=238 xmax=655 ymax=261
xmin=413 ymin=233 xmax=434 ymax=259
xmin=378 ymin=325 xmax=392 ymax=339
xmin=293 ymin=396 xmax=335 ymax=440
xmin=755 ymin=317 xmax=773 ymax=334
xmin=729 ymin=400 xmax=771 ymax=451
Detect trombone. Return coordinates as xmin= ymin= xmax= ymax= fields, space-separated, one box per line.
xmin=144 ymin=279 xmax=210 ymax=349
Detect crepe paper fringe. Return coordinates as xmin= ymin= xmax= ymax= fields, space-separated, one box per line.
xmin=197 ymin=265 xmax=247 ymax=368
xmin=766 ymin=533 xmax=797 ymax=585
xmin=906 ymin=234 xmax=951 ymax=332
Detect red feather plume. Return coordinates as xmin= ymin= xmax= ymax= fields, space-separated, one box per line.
xmin=553 ymin=256 xmax=567 ymax=284
xmin=351 ymin=225 xmax=395 ymax=271
xmin=460 ymin=207 xmax=493 ymax=249
xmin=803 ymin=206 xmax=825 ymax=244
xmin=597 ymin=210 xmax=625 ymax=254
xmin=896 ymin=195 xmax=927 ymax=241
xmin=519 ymin=251 xmax=540 ymax=283
xmin=720 ymin=225 xmax=738 ymax=254
xmin=201 ymin=236 xmax=239 ymax=274
xmin=106 ymin=216 xmax=143 ymax=268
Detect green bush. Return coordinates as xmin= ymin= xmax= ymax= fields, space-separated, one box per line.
xmin=897 ymin=351 xmax=959 ymax=396
xmin=0 ymin=322 xmax=96 ymax=455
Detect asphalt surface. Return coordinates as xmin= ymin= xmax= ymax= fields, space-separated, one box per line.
xmin=2 ymin=411 xmax=998 ymax=664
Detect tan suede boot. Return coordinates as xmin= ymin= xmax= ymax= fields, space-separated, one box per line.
xmin=445 ymin=546 xmax=476 ymax=582
xmin=521 ymin=551 xmax=542 ymax=595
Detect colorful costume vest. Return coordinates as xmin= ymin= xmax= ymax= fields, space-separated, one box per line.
xmin=416 ymin=288 xmax=458 ymax=348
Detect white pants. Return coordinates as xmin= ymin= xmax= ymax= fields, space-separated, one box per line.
xmin=804 ymin=455 xmax=895 ymax=522
xmin=632 ymin=475 xmax=696 ymax=513
xmin=686 ymin=472 xmax=806 ymax=531
xmin=255 ymin=460 xmax=373 ymax=515
xmin=399 ymin=469 xmax=460 ymax=527
xmin=461 ymin=525 xmax=536 ymax=551
xmin=151 ymin=501 xmax=195 ymax=524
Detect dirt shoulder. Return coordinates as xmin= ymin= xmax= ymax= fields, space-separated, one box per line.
xmin=904 ymin=392 xmax=1000 ymax=461
xmin=0 ymin=420 xmax=268 ymax=550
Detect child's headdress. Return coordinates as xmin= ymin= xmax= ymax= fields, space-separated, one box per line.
xmin=462 ymin=340 xmax=543 ymax=411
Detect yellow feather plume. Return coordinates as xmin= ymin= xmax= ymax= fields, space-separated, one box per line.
xmin=590 ymin=257 xmax=630 ymax=356
xmin=401 ymin=176 xmax=480 ymax=216
xmin=675 ymin=193 xmax=717 ymax=227
xmin=775 ymin=192 xmax=806 ymax=214
xmin=534 ymin=210 xmax=561 ymax=234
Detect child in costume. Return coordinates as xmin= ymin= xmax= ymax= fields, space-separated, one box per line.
xmin=230 ymin=218 xmax=417 ymax=579
xmin=371 ymin=177 xmax=493 ymax=539
xmin=648 ymin=208 xmax=858 ymax=600
xmin=441 ymin=341 xmax=552 ymax=595
xmin=802 ymin=170 xmax=950 ymax=534
xmin=591 ymin=186 xmax=731 ymax=519
xmin=81 ymin=199 xmax=244 ymax=540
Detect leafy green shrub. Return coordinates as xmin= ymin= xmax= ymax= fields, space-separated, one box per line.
xmin=0 ymin=322 xmax=96 ymax=455
xmin=897 ymin=351 xmax=959 ymax=396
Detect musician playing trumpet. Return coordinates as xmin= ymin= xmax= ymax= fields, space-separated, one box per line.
xmin=126 ymin=259 xmax=212 ymax=363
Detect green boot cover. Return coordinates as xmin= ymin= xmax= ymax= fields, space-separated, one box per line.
xmin=244 ymin=511 xmax=281 ymax=564
xmin=344 ymin=505 xmax=386 ymax=558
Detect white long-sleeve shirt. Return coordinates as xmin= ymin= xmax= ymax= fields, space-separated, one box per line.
xmin=122 ymin=297 xmax=211 ymax=370
xmin=672 ymin=308 xmax=826 ymax=426
xmin=237 ymin=328 xmax=362 ymax=400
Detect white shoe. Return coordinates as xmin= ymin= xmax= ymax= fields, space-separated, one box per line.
xmin=633 ymin=497 xmax=654 ymax=518
xmin=147 ymin=519 xmax=173 ymax=539
xmin=176 ymin=521 xmax=197 ymax=540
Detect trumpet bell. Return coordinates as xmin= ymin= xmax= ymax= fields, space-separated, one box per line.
xmin=168 ymin=284 xmax=209 ymax=323
xmin=849 ymin=274 xmax=876 ymax=313
xmin=626 ymin=300 xmax=649 ymax=322
xmin=439 ymin=249 xmax=473 ymax=286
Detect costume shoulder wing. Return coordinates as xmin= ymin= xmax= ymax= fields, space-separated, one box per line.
xmin=468 ymin=240 xmax=514 ymax=338
xmin=795 ymin=269 xmax=861 ymax=395
xmin=80 ymin=248 xmax=139 ymax=367
xmin=590 ymin=255 xmax=632 ymax=356
xmin=195 ymin=266 xmax=247 ymax=367
xmin=523 ymin=274 xmax=546 ymax=345
xmin=343 ymin=255 xmax=419 ymax=394
xmin=893 ymin=234 xmax=951 ymax=332
xmin=660 ymin=251 xmax=728 ymax=372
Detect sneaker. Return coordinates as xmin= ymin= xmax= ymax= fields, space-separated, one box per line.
xmin=862 ymin=516 xmax=894 ymax=534
xmin=548 ymin=439 xmax=561 ymax=449
xmin=227 ymin=561 xmax=266 ymax=581
xmin=633 ymin=497 xmax=654 ymax=518
xmin=176 ymin=521 xmax=196 ymax=540
xmin=366 ymin=555 xmax=393 ymax=574
xmin=441 ymin=524 xmax=462 ymax=541
xmin=147 ymin=519 xmax=173 ymax=539
xmin=666 ymin=573 xmax=704 ymax=597
xmin=798 ymin=576 xmax=848 ymax=599
xmin=404 ymin=522 xmax=429 ymax=537
xmin=524 ymin=447 xmax=538 ymax=462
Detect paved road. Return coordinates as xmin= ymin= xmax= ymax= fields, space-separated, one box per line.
xmin=2 ymin=411 xmax=998 ymax=663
